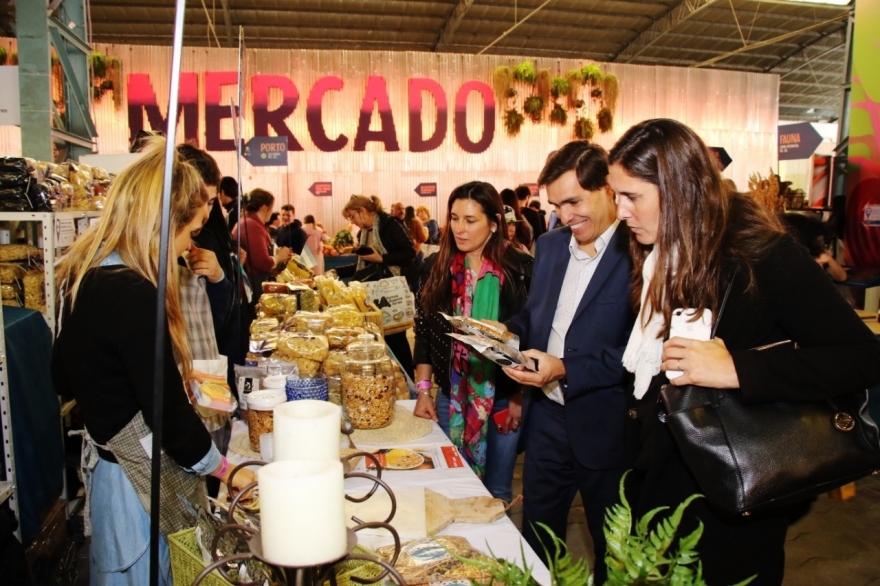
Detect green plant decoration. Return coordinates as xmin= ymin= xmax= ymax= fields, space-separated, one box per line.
xmin=536 ymin=68 xmax=551 ymax=103
xmin=507 ymin=87 xmax=518 ymax=98
xmin=91 ymin=51 xmax=107 ymax=78
xmin=513 ymin=60 xmax=537 ymax=85
xmin=574 ymin=99 xmax=585 ymax=109
xmin=504 ymin=108 xmax=526 ymax=137
xmin=0 ymin=47 xmax=7 ymax=66
xmin=523 ymin=96 xmax=544 ymax=123
xmin=493 ymin=65 xmax=514 ymax=104
xmin=8 ymin=52 xmax=18 ymax=65
xmin=591 ymin=87 xmax=603 ymax=99
xmin=566 ymin=68 xmax=582 ymax=109
xmin=90 ymin=52 xmax=124 ymax=110
xmin=574 ymin=116 xmax=595 ymax=140
xmin=550 ymin=76 xmax=571 ymax=100
xmin=581 ymin=63 xmax=605 ymax=86
xmin=448 ymin=472 xmax=755 ymax=586
xmin=598 ymin=107 xmax=614 ymax=133
xmin=603 ymin=73 xmax=620 ymax=113
xmin=550 ymin=103 xmax=568 ymax=126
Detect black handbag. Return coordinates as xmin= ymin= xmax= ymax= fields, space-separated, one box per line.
xmin=660 ymin=268 xmax=880 ymax=516
xmin=351 ymin=262 xmax=393 ymax=282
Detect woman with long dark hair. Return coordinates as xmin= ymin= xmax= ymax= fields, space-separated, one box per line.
xmin=610 ymin=118 xmax=880 ymax=585
xmin=413 ymin=181 xmax=533 ymax=501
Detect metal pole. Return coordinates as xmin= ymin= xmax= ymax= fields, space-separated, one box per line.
xmin=234 ymin=25 xmax=245 ymax=373
xmin=150 ymin=0 xmax=187 ymax=583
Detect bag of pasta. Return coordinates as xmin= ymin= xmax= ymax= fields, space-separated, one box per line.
xmin=375 ymin=536 xmax=494 ymax=585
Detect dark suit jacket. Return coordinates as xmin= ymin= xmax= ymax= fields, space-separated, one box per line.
xmin=505 ymin=222 xmax=635 ymax=469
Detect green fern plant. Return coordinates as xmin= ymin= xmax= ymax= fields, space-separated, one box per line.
xmin=549 ymin=103 xmax=568 ymax=126
xmin=523 ymin=96 xmax=544 ymax=122
xmin=550 ymin=76 xmax=571 ymax=100
xmin=581 ymin=63 xmax=605 ymax=86
xmin=574 ymin=116 xmax=595 ymax=141
xmin=513 ymin=60 xmax=538 ymax=85
xmin=504 ymin=108 xmax=526 ymax=137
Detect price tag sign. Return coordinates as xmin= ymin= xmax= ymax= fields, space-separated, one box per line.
xmin=55 ymin=218 xmax=76 ymax=249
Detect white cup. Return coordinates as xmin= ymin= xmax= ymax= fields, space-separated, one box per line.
xmin=260 ymin=432 xmax=275 ymax=462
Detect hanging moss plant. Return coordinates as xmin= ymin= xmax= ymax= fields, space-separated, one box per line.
xmin=603 ymin=73 xmax=620 ymax=113
xmin=536 ymin=68 xmax=551 ymax=103
xmin=581 ymin=63 xmax=605 ymax=86
xmin=504 ymin=108 xmax=525 ymax=137
xmin=506 ymin=87 xmax=518 ymax=98
xmin=523 ymin=95 xmax=544 ymax=123
xmin=549 ymin=103 xmax=568 ymax=126
xmin=591 ymin=87 xmax=603 ymax=99
xmin=493 ymin=65 xmax=513 ymax=104
xmin=91 ymin=52 xmax=107 ymax=78
xmin=550 ymin=76 xmax=571 ymax=100
xmin=574 ymin=117 xmax=595 ymax=140
xmin=597 ymin=107 xmax=614 ymax=133
xmin=90 ymin=53 xmax=124 ymax=110
xmin=513 ymin=60 xmax=537 ymax=85
xmin=574 ymin=99 xmax=585 ymax=109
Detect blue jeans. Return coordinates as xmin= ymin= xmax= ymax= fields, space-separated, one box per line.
xmin=435 ymin=392 xmax=519 ymax=502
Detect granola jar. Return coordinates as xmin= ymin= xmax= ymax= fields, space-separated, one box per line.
xmin=342 ymin=334 xmax=395 ymax=429
xmin=246 ymin=390 xmax=287 ymax=451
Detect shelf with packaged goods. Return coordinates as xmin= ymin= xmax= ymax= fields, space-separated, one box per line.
xmin=0 ymin=482 xmax=12 ymax=506
xmin=0 ymin=211 xmax=102 ymax=332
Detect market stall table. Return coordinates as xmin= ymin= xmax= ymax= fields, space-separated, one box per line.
xmin=225 ymin=400 xmax=552 ymax=584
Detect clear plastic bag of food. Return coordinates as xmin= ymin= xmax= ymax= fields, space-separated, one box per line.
xmin=322 ymin=350 xmax=347 ymax=376
xmin=346 ymin=280 xmax=371 ymax=313
xmin=325 ymin=326 xmax=366 ymax=349
xmin=290 ymin=284 xmax=318 ymax=312
xmin=294 ymin=311 xmax=334 ymax=334
xmin=189 ymin=361 xmax=238 ymax=413
xmin=257 ymin=293 xmax=288 ymax=319
xmin=315 ymin=273 xmax=355 ymax=306
xmin=276 ymin=331 xmax=329 ymax=363
xmin=326 ymin=304 xmax=364 ymax=328
xmin=250 ymin=317 xmax=279 ymax=335
xmin=375 ymin=536 xmax=493 ymax=585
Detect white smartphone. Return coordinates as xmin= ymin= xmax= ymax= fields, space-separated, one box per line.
xmin=666 ymin=308 xmax=713 ymax=379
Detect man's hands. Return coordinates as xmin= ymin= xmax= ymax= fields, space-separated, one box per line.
xmin=188 ymin=245 xmax=224 ymax=283
xmin=502 ymin=349 xmax=565 ymax=387
xmin=274 ymin=246 xmax=293 ymax=265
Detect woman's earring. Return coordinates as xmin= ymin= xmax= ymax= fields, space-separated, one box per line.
xmin=491 ymin=228 xmax=496 ymax=233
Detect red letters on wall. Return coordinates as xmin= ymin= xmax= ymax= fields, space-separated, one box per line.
xmin=126 ymin=72 xmax=495 ymax=154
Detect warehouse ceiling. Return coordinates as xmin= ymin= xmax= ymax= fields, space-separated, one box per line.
xmin=2 ymin=0 xmax=852 ymax=123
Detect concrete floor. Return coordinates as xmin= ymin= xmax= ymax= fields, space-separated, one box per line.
xmin=508 ymin=455 xmax=880 ymax=585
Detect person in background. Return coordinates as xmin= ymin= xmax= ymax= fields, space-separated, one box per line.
xmin=504 ymin=206 xmax=530 ymax=254
xmin=528 ymin=200 xmax=547 ymax=229
xmin=517 ymin=184 xmax=546 ymax=244
xmin=416 ymin=204 xmax=440 ymax=244
xmin=218 ymin=176 xmax=239 ymax=230
xmin=782 ymin=213 xmax=847 ymax=282
xmin=413 ymin=181 xmax=533 ymax=501
xmin=500 ymin=188 xmax=532 ymax=250
xmin=391 ymin=201 xmax=406 ymax=221
xmin=53 ymin=137 xmax=253 ymax=585
xmin=276 ymin=203 xmax=307 ymax=254
xmin=302 ymin=214 xmax=328 ymax=275
xmin=404 ymin=205 xmax=428 ymax=266
xmin=499 ymin=141 xmax=634 ymax=584
xmin=266 ymin=212 xmax=281 ymax=239
xmin=609 ymin=118 xmax=880 ymax=586
xmin=233 ymin=189 xmax=293 ymax=297
xmin=341 ymin=195 xmax=416 ymax=377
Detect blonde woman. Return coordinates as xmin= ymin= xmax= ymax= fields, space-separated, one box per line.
xmin=416 ymin=204 xmax=439 ymax=244
xmin=53 ymin=137 xmax=253 ymax=585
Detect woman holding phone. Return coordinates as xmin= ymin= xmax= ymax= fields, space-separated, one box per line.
xmin=413 ymin=181 xmax=533 ymax=501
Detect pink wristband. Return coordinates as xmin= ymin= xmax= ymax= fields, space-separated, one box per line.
xmin=213 ymin=456 xmax=229 ymax=479
xmin=417 ymin=380 xmax=432 ymax=390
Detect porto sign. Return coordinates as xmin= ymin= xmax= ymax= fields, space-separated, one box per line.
xmin=243 ymin=136 xmax=288 ymax=167
xmin=127 ymin=72 xmax=496 ymax=154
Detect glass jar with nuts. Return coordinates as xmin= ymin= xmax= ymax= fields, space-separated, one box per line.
xmin=342 ymin=334 xmax=396 ymax=429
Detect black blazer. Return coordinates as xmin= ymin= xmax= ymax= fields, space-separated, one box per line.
xmin=505 ymin=222 xmax=635 ymax=469
xmin=413 ymin=247 xmax=534 ymax=400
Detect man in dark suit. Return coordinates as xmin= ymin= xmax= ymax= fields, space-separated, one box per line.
xmin=502 ymin=141 xmax=634 ymax=584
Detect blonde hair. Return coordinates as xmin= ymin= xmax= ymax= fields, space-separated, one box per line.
xmin=342 ymin=194 xmax=383 ymax=216
xmin=56 ymin=136 xmax=208 ymax=377
xmin=415 ymin=205 xmax=431 ymax=219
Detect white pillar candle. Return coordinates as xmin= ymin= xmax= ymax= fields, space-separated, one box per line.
xmin=273 ymin=400 xmax=341 ymax=462
xmin=258 ymin=459 xmax=348 ymax=566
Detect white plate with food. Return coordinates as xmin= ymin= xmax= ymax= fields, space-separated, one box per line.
xmin=383 ymin=448 xmax=425 ymax=470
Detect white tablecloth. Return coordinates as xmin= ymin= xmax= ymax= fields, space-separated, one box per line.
xmin=227 ymin=400 xmax=551 ymax=584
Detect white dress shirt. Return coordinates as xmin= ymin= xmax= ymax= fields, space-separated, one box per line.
xmin=543 ymin=220 xmax=619 ymax=404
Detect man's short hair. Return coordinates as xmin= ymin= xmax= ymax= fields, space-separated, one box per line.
xmin=219 ymin=176 xmax=238 ymax=199
xmin=176 ymin=144 xmax=221 ymax=187
xmin=514 ymin=185 xmax=531 ymax=202
xmin=281 ymin=204 xmax=295 ymax=213
xmin=538 ymin=141 xmax=609 ymax=192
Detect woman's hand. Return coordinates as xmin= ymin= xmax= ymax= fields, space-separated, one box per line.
xmin=662 ymin=337 xmax=740 ymax=388
xmin=502 ymin=349 xmax=565 ymax=387
xmin=413 ymin=392 xmax=438 ymax=422
xmin=274 ymin=246 xmax=293 ymax=265
xmin=226 ymin=466 xmax=257 ymax=492
xmin=498 ymin=392 xmax=524 ymax=434
xmin=188 ymin=245 xmax=224 ymax=282
xmin=358 ymin=248 xmax=383 ymax=263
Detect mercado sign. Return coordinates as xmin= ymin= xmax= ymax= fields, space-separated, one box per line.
xmin=127 ymin=72 xmax=496 ymax=154
xmin=778 ymin=122 xmax=823 ymax=161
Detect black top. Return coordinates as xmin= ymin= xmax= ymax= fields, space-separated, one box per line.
xmin=520 ymin=206 xmax=546 ymax=241
xmin=413 ymin=247 xmax=533 ymax=399
xmin=52 ymin=268 xmax=213 ymax=468
xmin=276 ymin=219 xmax=307 ymax=254
xmin=335 ymin=211 xmax=416 ymax=282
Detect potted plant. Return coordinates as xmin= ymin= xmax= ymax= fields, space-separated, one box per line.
xmin=513 ymin=60 xmax=538 ymax=85
xmin=581 ymin=63 xmax=605 ymax=86
xmin=536 ymin=69 xmax=551 ymax=103
xmin=493 ymin=65 xmax=514 ymax=104
xmin=574 ymin=117 xmax=595 ymax=140
xmin=549 ymin=103 xmax=568 ymax=126
xmin=603 ymin=73 xmax=620 ymax=113
xmin=597 ymin=107 xmax=614 ymax=133
xmin=550 ymin=76 xmax=571 ymax=101
xmin=504 ymin=108 xmax=526 ymax=137
xmin=523 ymin=96 xmax=544 ymax=123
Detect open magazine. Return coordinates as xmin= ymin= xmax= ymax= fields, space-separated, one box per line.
xmin=441 ymin=313 xmax=537 ymax=372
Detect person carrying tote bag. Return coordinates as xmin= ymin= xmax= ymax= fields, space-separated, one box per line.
xmin=609 ymin=118 xmax=880 ymax=586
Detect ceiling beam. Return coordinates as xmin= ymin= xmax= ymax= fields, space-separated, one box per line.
xmin=613 ymin=0 xmax=719 ymax=63
xmin=692 ymin=13 xmax=847 ymax=67
xmin=763 ymin=21 xmax=847 ymax=73
xmin=219 ymin=0 xmax=233 ymax=46
xmin=477 ymin=0 xmax=556 ymax=55
xmin=433 ymin=0 xmax=476 ymax=51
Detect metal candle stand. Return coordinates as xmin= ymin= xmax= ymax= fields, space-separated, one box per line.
xmin=192 ymin=452 xmax=407 ymax=586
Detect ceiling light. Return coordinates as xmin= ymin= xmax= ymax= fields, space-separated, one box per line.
xmin=807 ymin=108 xmax=816 ymax=113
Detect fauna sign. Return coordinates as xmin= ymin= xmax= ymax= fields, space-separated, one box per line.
xmin=127 ymin=72 xmax=496 ymax=154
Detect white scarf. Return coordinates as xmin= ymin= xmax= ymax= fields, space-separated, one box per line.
xmin=622 ymin=247 xmax=666 ymax=399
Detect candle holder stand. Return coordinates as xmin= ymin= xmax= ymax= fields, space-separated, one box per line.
xmin=192 ymin=452 xmax=407 ymax=586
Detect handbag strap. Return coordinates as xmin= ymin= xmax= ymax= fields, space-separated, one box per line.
xmin=710 ymin=264 xmax=740 ymax=339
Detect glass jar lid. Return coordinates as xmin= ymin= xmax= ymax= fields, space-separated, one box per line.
xmin=345 ymin=333 xmax=386 ymax=363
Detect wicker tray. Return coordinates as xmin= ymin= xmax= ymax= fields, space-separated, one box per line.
xmin=168 ymin=527 xmax=232 ymax=586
